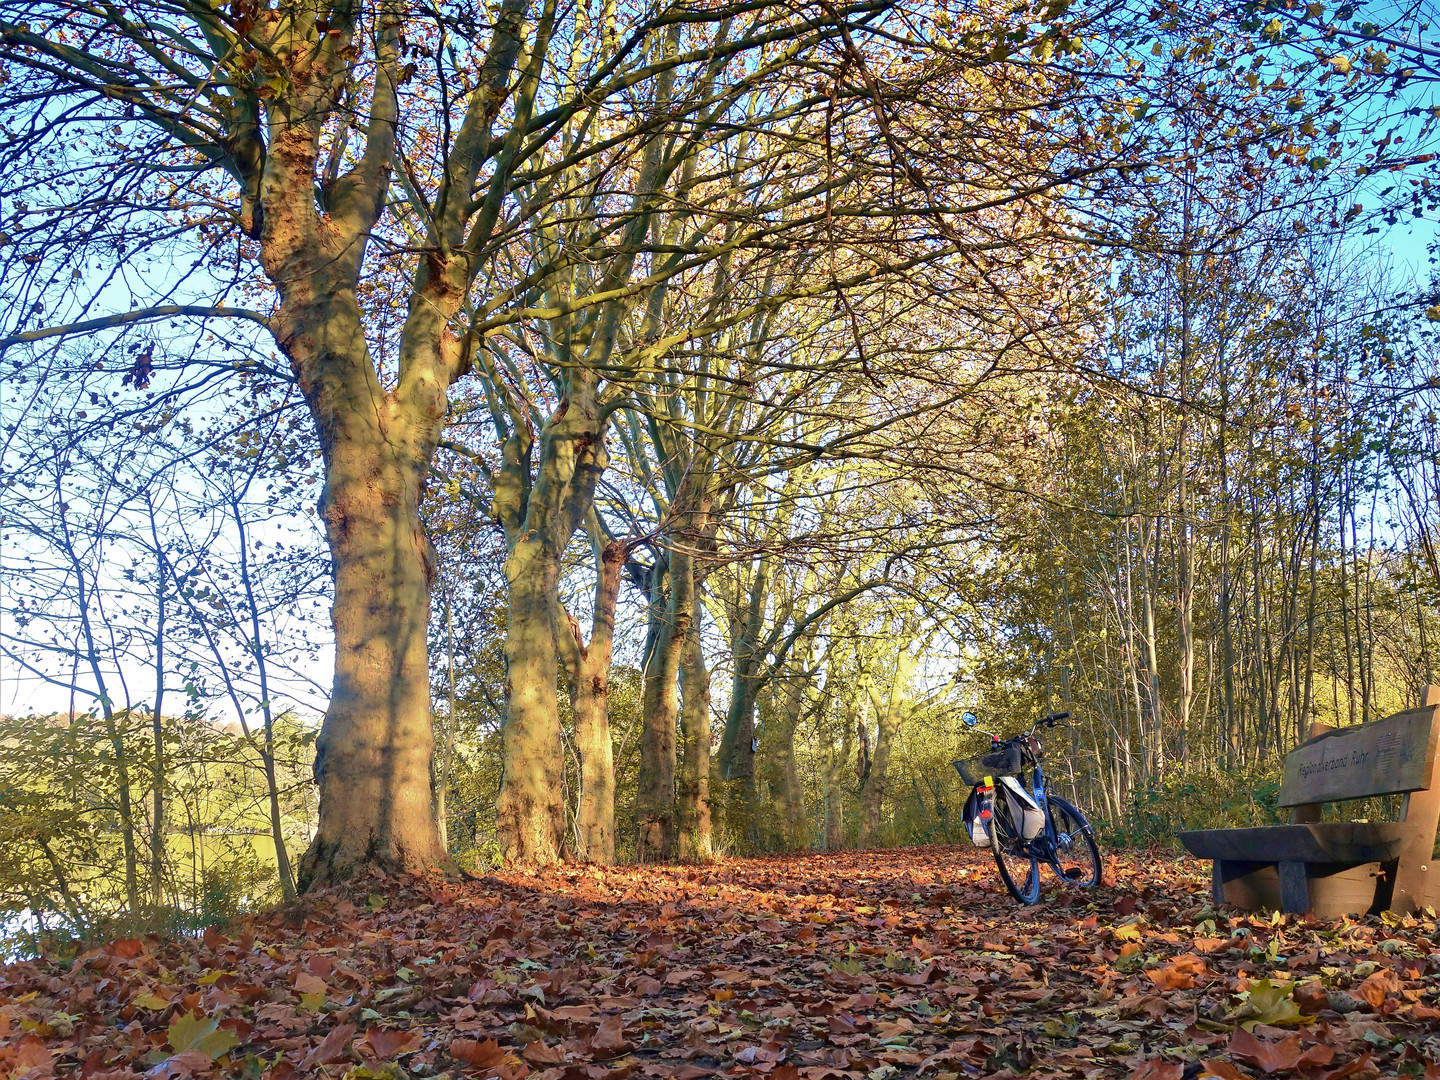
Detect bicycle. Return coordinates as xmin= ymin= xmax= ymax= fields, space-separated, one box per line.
xmin=952 ymin=710 xmax=1102 ymax=904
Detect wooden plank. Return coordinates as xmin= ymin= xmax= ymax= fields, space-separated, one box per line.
xmin=1180 ymin=823 xmax=1407 ymax=863
xmin=1290 ymin=722 xmax=1336 ymax=824
xmin=1305 ymin=862 xmax=1390 ymax=918
xmin=1390 ymin=689 xmax=1440 ymax=912
xmin=1278 ymin=862 xmax=1310 ymax=913
xmin=1217 ymin=862 xmax=1280 ymax=910
xmin=1211 ymin=860 xmax=1385 ymax=915
xmin=1278 ymin=706 xmax=1437 ymax=806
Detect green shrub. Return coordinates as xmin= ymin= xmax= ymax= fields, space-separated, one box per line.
xmin=1110 ymin=766 xmax=1285 ymax=849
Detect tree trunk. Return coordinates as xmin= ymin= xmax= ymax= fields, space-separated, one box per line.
xmin=298 ymin=426 xmax=448 ymax=887
xmin=717 ymin=558 xmax=769 ymax=784
xmin=821 ymin=700 xmax=855 ymax=851
xmin=497 ymin=539 xmax=568 ymax=865
xmin=639 ymin=544 xmax=694 ymax=861
xmin=769 ymin=677 xmax=808 ymax=849
xmin=494 ymin=381 xmax=610 ymax=865
xmin=567 ymin=539 xmax=625 ymax=863
xmin=857 ymin=631 xmax=917 ymax=848
xmin=676 ymin=615 xmax=713 ymax=861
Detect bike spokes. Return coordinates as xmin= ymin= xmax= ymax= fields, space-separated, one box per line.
xmin=1046 ymin=797 xmax=1101 ymax=888
xmin=991 ymin=809 xmax=1042 ymax=903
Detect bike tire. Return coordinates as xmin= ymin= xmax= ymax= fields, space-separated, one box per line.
xmin=1046 ymin=796 xmax=1101 ymax=888
xmin=991 ymin=799 xmax=1042 ymax=904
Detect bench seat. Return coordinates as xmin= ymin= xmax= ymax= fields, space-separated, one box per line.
xmin=1177 ymin=686 xmax=1440 ymax=916
xmin=1179 ymin=823 xmax=1406 ymax=864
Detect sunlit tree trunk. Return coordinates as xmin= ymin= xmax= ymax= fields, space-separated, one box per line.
xmin=298 ymin=409 xmax=448 ymax=885
xmin=563 ymin=537 xmax=625 ymax=863
xmin=638 ymin=547 xmax=688 ymax=860
xmin=821 ymin=694 xmax=856 ymax=851
xmin=494 ymin=375 xmax=610 ymax=866
xmin=676 ymin=614 xmax=713 ymax=861
xmin=857 ymin=620 xmax=917 ymax=848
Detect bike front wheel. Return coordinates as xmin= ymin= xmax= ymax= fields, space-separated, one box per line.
xmin=991 ymin=802 xmax=1042 ymax=903
xmin=1046 ymin=796 xmax=1101 ymax=888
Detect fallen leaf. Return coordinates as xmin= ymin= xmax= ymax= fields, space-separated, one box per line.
xmin=9 ymin=1036 xmax=53 ymax=1076
xmin=1228 ymin=1029 xmax=1306 ymax=1073
xmin=1315 ymin=1054 xmax=1377 ymax=1080
xmin=293 ymin=972 xmax=328 ymax=996
xmin=451 ymin=1038 xmax=507 ymax=1068
xmin=300 ymin=1023 xmax=356 ymax=1070
xmin=1293 ymin=981 xmax=1328 ymax=1013
xmin=1354 ymin=970 xmax=1399 ymax=1010
xmin=363 ymin=1029 xmax=422 ymax=1059
xmin=146 ymin=1048 xmax=216 ymax=1079
xmin=1199 ymin=1063 xmax=1248 ymax=1080
xmin=590 ymin=1016 xmax=631 ymax=1059
xmin=1231 ymin=978 xmax=1306 ymax=1030
xmin=1128 ymin=1060 xmax=1182 ymax=1080
xmin=167 ymin=1012 xmax=240 ymax=1060
xmin=523 ymin=1041 xmax=566 ymax=1065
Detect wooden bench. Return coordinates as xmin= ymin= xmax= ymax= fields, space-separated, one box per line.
xmin=1180 ymin=685 xmax=1440 ymax=917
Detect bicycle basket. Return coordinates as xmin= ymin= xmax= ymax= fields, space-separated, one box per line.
xmin=952 ymin=745 xmax=1022 ymax=786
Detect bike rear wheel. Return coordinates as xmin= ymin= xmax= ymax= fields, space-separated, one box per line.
xmin=1046 ymin=796 xmax=1101 ymax=888
xmin=991 ymin=801 xmax=1041 ymax=903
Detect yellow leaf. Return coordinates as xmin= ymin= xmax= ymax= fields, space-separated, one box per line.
xmin=133 ymin=994 xmax=170 ymax=1010
xmin=168 ymin=1012 xmax=241 ymax=1060
xmin=1113 ymin=924 xmax=1142 ymax=943
xmin=1227 ymin=978 xmax=1307 ymax=1031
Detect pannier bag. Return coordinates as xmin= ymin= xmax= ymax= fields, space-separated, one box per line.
xmin=997 ymin=776 xmax=1045 ymax=840
xmin=962 ymin=782 xmax=995 ymax=846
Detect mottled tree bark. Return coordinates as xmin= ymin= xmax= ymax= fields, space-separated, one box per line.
xmin=638 ymin=543 xmax=694 ymax=860
xmin=767 ymin=677 xmax=809 ymax=849
xmin=676 ymin=616 xmax=713 ymax=861
xmin=564 ymin=539 xmax=626 ymax=863
xmin=300 ymin=421 xmax=447 ymax=885
xmin=494 ymin=377 xmax=609 ymax=866
xmin=821 ymin=696 xmax=857 ymax=851
xmin=856 ymin=627 xmax=918 ymax=849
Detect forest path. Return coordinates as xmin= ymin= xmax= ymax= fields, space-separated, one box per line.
xmin=2 ymin=846 xmax=1436 ymax=1079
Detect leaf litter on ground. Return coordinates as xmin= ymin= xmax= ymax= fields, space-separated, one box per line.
xmin=2 ymin=846 xmax=1440 ymax=1080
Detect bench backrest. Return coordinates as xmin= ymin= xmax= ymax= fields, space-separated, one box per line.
xmin=1277 ymin=703 xmax=1440 ymax=808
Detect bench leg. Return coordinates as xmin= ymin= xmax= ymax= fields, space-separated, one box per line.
xmin=1212 ymin=861 xmax=1225 ymax=906
xmin=1278 ymin=861 xmax=1310 ymax=914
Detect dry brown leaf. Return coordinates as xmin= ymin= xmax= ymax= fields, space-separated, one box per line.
xmin=451 ymin=1037 xmax=507 ymax=1068
xmin=299 ymin=1023 xmax=356 ymax=1070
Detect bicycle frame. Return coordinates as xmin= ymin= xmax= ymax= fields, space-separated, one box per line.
xmin=1017 ymin=761 xmax=1055 ymax=858
xmin=958 ymin=709 xmax=1101 ymax=901
xmin=977 ymin=744 xmax=1059 ymax=853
